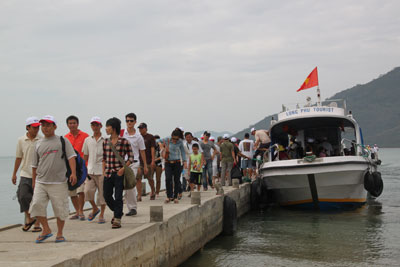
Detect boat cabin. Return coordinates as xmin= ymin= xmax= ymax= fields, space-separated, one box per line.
xmin=269 ymin=103 xmax=363 ymax=160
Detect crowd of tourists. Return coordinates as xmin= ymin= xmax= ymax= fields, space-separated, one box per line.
xmin=11 ymin=113 xmax=270 ymax=243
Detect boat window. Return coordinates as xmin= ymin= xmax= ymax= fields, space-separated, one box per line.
xmin=270 ymin=117 xmax=356 ymax=160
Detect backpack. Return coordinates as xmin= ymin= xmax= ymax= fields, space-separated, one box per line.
xmin=60 ymin=136 xmax=88 ymax=191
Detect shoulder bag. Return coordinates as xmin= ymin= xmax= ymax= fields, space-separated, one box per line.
xmin=109 ymin=139 xmax=136 ymax=190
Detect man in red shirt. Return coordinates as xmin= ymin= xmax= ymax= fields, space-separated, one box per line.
xmin=65 ymin=115 xmax=89 ymax=220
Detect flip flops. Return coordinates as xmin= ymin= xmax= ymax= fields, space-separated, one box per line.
xmin=35 ymin=233 xmax=53 ymax=243
xmin=32 ymin=226 xmax=42 ymax=233
xmin=22 ymin=219 xmax=37 ymax=232
xmin=98 ymin=218 xmax=106 ymax=224
xmin=69 ymin=214 xmax=79 ymax=220
xmin=79 ymin=215 xmax=86 ymax=221
xmin=55 ymin=236 xmax=66 ymax=243
xmin=88 ymin=209 xmax=100 ymax=221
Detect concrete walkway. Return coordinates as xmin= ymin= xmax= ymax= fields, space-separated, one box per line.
xmin=0 ymin=187 xmax=236 ymax=267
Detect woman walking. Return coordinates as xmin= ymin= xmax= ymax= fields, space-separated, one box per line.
xmin=162 ymin=129 xmax=187 ymax=203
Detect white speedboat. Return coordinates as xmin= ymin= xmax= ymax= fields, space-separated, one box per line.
xmin=259 ymin=100 xmax=382 ymax=210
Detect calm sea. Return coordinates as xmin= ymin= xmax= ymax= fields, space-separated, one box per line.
xmin=182 ymin=148 xmax=400 ymax=266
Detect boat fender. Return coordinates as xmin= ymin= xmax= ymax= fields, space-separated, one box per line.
xmin=364 ymin=171 xmax=384 ymax=197
xmin=222 ymin=196 xmax=237 ymax=236
xmin=363 ymin=170 xmax=374 ymax=193
xmin=250 ymin=179 xmax=262 ymax=210
xmin=371 ymin=172 xmax=383 ymax=197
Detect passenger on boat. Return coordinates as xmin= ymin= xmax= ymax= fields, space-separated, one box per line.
xmin=318 ymin=147 xmax=327 ymax=157
xmin=278 ymin=145 xmax=289 ymax=160
xmin=288 ymin=137 xmax=301 ymax=159
xmin=320 ymin=137 xmax=333 ymax=156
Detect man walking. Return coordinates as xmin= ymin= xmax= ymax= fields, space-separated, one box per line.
xmin=102 ymin=117 xmax=134 ymax=228
xmin=137 ymin=123 xmax=156 ymax=200
xmin=200 ymin=131 xmax=219 ymax=190
xmin=82 ymin=117 xmax=107 ymax=223
xmin=219 ymin=134 xmax=237 ymax=186
xmin=29 ymin=115 xmax=77 ymax=243
xmin=65 ymin=115 xmax=89 ymax=220
xmin=121 ymin=113 xmax=148 ymax=215
xmin=12 ymin=117 xmax=42 ymax=232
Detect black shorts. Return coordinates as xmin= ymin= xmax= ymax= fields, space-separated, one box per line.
xmin=190 ymin=172 xmax=202 ymax=185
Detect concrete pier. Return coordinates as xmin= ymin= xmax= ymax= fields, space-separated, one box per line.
xmin=0 ymin=183 xmax=250 ymax=267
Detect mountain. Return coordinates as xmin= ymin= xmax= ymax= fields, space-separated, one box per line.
xmin=193 ymin=130 xmax=233 ymax=139
xmin=234 ymin=67 xmax=400 ymax=147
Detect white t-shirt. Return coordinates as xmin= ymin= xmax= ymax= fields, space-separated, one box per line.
xmin=239 ymin=139 xmax=254 ymax=159
xmin=211 ymin=144 xmax=220 ymax=166
xmin=83 ymin=135 xmax=104 ymax=175
xmin=122 ymin=129 xmax=145 ymax=162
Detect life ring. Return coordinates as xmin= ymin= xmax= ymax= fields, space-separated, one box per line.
xmin=222 ymin=196 xmax=237 ymax=235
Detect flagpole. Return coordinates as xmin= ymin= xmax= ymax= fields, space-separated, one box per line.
xmin=317 ymin=86 xmax=321 ymax=106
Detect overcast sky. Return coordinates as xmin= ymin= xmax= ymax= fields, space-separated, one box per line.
xmin=1 ymin=0 xmax=399 ymax=156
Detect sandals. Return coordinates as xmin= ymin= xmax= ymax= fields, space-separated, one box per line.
xmin=79 ymin=214 xmax=86 ymax=221
xmin=69 ymin=214 xmax=79 ymax=220
xmin=88 ymin=209 xmax=100 ymax=221
xmin=32 ymin=226 xmax=42 ymax=232
xmin=35 ymin=233 xmax=53 ymax=243
xmin=164 ymin=198 xmax=171 ymax=204
xmin=112 ymin=218 xmax=121 ymax=229
xmin=150 ymin=194 xmax=156 ymax=200
xmin=174 ymin=199 xmax=179 ymax=204
xmin=22 ymin=219 xmax=36 ymax=232
xmin=55 ymin=236 xmax=66 ymax=243
xmin=98 ymin=218 xmax=106 ymax=224
xmin=137 ymin=196 xmax=142 ymax=202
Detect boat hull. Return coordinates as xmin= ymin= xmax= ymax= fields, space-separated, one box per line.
xmin=260 ymin=156 xmax=372 ymax=209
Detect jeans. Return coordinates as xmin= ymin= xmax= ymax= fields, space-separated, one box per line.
xmin=103 ymin=172 xmax=124 ymax=219
xmin=165 ymin=162 xmax=182 ymax=199
xmin=202 ymin=159 xmax=213 ymax=189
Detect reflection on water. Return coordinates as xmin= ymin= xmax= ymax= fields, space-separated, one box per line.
xmin=182 ymin=149 xmax=400 ymax=266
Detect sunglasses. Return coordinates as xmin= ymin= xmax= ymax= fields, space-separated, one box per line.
xmin=126 ymin=120 xmax=135 ymax=123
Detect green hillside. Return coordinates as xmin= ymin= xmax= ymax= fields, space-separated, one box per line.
xmin=234 ymin=67 xmax=400 ymax=147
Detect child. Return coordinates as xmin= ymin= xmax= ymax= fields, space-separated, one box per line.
xmin=189 ymin=143 xmax=204 ymax=194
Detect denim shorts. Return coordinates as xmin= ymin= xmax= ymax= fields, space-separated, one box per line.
xmin=241 ymin=159 xmax=253 ymax=169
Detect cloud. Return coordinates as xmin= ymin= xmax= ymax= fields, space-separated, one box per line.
xmin=0 ymin=0 xmax=399 ymax=155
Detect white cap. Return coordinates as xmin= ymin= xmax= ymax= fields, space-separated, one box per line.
xmin=90 ymin=116 xmax=102 ymax=124
xmin=231 ymin=137 xmax=237 ymax=143
xmin=26 ymin=117 xmax=40 ymax=127
xmin=177 ymin=126 xmax=184 ymax=132
xmin=251 ymin=127 xmax=256 ymax=132
xmin=39 ymin=115 xmax=57 ymax=125
xmin=223 ymin=133 xmax=230 ymax=139
xmin=210 ymin=136 xmax=215 ymax=141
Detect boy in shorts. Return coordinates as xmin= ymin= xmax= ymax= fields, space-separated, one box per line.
xmin=189 ymin=143 xmax=204 ymax=193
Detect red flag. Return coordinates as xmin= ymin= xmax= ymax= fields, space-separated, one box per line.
xmin=297 ymin=67 xmax=318 ymax=92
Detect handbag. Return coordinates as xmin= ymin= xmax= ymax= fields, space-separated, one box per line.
xmin=109 ymin=139 xmax=136 ymax=190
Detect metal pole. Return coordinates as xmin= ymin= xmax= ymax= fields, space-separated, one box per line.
xmin=317 ymin=86 xmax=321 ymax=106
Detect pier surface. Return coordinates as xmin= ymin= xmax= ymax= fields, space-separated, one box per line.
xmin=0 ymin=184 xmax=250 ymax=267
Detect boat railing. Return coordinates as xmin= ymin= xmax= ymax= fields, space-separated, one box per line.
xmin=341 ymin=138 xmax=370 ymax=157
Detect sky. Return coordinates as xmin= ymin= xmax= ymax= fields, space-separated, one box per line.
xmin=1 ymin=0 xmax=399 ymax=156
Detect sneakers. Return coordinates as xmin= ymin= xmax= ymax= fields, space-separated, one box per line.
xmin=126 ymin=209 xmax=137 ymax=216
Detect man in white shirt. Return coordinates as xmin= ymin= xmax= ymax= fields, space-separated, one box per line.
xmin=239 ymin=133 xmax=255 ymax=179
xmin=12 ymin=117 xmax=42 ymax=232
xmin=121 ymin=113 xmax=148 ymax=216
xmin=82 ymin=117 xmax=106 ymax=223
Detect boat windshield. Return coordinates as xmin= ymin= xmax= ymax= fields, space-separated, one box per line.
xmin=270 ymin=116 xmax=356 ymax=160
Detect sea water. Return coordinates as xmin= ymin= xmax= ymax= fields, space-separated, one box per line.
xmin=182 ymin=148 xmax=400 ymax=266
